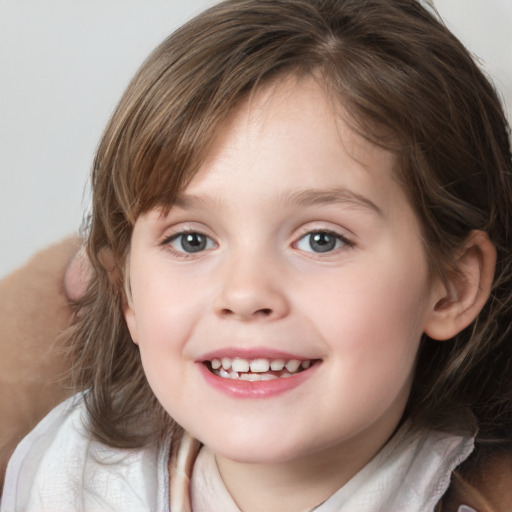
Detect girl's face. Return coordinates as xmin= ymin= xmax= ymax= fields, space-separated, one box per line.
xmin=125 ymin=76 xmax=444 ymax=475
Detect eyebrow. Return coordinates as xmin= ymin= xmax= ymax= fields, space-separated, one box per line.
xmin=172 ymin=194 xmax=220 ymax=210
xmin=171 ymin=186 xmax=382 ymax=215
xmin=281 ymin=187 xmax=382 ymax=215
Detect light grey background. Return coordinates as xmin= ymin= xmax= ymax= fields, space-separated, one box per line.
xmin=1 ymin=0 xmax=511 ymax=278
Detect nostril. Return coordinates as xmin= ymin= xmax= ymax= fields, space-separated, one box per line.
xmin=218 ymin=307 xmax=273 ymax=319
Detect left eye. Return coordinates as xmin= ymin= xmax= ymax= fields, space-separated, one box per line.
xmin=167 ymin=232 xmax=216 ymax=253
xmin=295 ymin=231 xmax=347 ymax=253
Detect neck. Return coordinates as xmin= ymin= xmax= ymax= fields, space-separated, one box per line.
xmin=214 ymin=425 xmax=396 ymax=512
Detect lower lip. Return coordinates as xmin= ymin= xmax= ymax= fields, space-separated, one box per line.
xmin=197 ymin=363 xmax=318 ymax=399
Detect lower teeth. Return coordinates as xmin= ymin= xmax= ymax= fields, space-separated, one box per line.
xmin=214 ymin=368 xmax=295 ymax=381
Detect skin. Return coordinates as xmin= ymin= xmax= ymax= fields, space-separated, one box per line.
xmin=124 ymin=76 xmax=477 ymax=512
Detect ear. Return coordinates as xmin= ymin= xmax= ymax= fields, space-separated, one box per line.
xmin=124 ymin=295 xmax=139 ymax=345
xmin=121 ymin=253 xmax=139 ymax=345
xmin=124 ymin=283 xmax=139 ymax=345
xmin=424 ymin=230 xmax=496 ymax=341
xmin=64 ymin=244 xmax=91 ymax=301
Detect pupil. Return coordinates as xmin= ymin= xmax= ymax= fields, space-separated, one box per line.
xmin=182 ymin=233 xmax=206 ymax=252
xmin=310 ymin=232 xmax=335 ymax=253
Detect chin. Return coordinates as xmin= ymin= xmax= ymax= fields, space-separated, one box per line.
xmin=199 ymin=429 xmax=313 ymax=465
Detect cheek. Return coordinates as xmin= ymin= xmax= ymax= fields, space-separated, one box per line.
xmin=298 ymin=261 xmax=429 ymax=366
xmin=127 ymin=264 xmax=213 ymax=355
xmin=128 ymin=276 xmax=202 ymax=407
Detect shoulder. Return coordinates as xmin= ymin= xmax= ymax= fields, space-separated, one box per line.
xmin=1 ymin=393 xmax=171 ymax=512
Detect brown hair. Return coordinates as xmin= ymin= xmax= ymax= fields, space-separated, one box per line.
xmin=71 ymin=0 xmax=512 ymax=450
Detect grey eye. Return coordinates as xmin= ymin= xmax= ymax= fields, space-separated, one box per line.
xmin=170 ymin=232 xmax=214 ymax=253
xmin=296 ymin=231 xmax=345 ymax=253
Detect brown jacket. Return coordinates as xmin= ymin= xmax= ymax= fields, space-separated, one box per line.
xmin=0 ymin=239 xmax=79 ymax=492
xmin=438 ymin=450 xmax=512 ymax=512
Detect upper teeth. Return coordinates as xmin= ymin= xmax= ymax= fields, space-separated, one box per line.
xmin=210 ymin=357 xmax=311 ymax=373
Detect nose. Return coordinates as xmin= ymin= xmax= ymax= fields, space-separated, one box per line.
xmin=214 ymin=254 xmax=290 ymax=322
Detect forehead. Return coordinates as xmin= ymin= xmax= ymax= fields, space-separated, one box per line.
xmin=210 ymin=75 xmax=394 ymax=170
xmin=176 ymin=75 xmax=402 ymax=214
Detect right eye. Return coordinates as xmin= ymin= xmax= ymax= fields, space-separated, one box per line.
xmin=165 ymin=232 xmax=216 ymax=254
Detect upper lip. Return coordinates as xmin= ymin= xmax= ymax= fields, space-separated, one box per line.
xmin=196 ymin=346 xmax=317 ymax=363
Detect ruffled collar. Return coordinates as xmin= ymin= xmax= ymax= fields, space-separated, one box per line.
xmin=170 ymin=427 xmax=474 ymax=512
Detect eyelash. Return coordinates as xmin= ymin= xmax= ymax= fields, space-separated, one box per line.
xmin=161 ymin=230 xmax=217 ymax=259
xmin=293 ymin=229 xmax=353 ymax=256
xmin=161 ymin=228 xmax=354 ymax=258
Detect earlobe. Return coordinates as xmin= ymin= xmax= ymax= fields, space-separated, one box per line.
xmin=424 ymin=231 xmax=496 ymax=341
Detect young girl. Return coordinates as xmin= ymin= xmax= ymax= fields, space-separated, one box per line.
xmin=2 ymin=0 xmax=511 ymax=510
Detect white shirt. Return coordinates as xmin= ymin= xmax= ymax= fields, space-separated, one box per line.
xmin=1 ymin=393 xmax=475 ymax=512
xmin=2 ymin=394 xmax=170 ymax=511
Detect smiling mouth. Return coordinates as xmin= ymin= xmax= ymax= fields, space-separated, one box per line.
xmin=204 ymin=357 xmax=317 ymax=381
